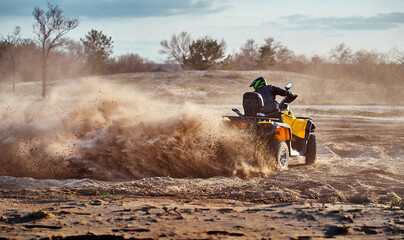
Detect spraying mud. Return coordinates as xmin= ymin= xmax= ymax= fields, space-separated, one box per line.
xmin=0 ymin=73 xmax=403 ymax=206
xmin=0 ymin=79 xmax=275 ymax=181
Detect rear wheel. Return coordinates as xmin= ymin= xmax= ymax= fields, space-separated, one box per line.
xmin=271 ymin=140 xmax=289 ymax=169
xmin=305 ymin=134 xmax=317 ymax=165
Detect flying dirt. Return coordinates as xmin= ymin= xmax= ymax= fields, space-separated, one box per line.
xmin=0 ymin=75 xmax=402 ymax=205
xmin=0 ymin=79 xmax=276 ymax=181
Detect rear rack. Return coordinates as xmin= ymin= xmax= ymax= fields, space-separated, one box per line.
xmin=222 ymin=115 xmax=280 ymax=122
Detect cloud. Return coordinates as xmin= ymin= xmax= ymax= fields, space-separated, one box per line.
xmin=273 ymin=12 xmax=404 ymax=30
xmin=0 ymin=0 xmax=227 ymax=18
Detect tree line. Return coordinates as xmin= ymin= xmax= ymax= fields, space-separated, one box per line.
xmin=0 ymin=25 xmax=154 ymax=94
xmin=159 ymin=32 xmax=403 ymax=96
xmin=1 ymin=2 xmax=403 ymax=98
xmin=0 ymin=2 xmax=154 ymax=97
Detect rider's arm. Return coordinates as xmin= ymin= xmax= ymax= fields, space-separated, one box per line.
xmin=271 ymin=85 xmax=293 ymax=97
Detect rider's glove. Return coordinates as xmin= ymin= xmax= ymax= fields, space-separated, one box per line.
xmin=287 ymin=91 xmax=298 ymax=100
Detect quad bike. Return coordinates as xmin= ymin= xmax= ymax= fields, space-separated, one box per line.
xmin=222 ymin=82 xmax=316 ymax=169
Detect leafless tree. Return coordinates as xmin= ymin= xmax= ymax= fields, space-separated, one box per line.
xmin=111 ymin=53 xmax=154 ymax=73
xmin=234 ymin=39 xmax=259 ymax=70
xmin=241 ymin=39 xmax=259 ymax=61
xmin=0 ymin=41 xmax=7 ymax=92
xmin=32 ymin=1 xmax=79 ymax=98
xmin=293 ymin=54 xmax=309 ymax=64
xmin=0 ymin=26 xmax=22 ymax=92
xmin=65 ymin=40 xmax=85 ymax=76
xmin=159 ymin=31 xmax=191 ymax=68
xmin=353 ymin=49 xmax=383 ymax=66
xmin=329 ymin=42 xmax=352 ymax=64
xmin=390 ymin=46 xmax=404 ymax=64
xmin=310 ymin=54 xmax=325 ymax=65
xmin=275 ymin=46 xmax=294 ymax=65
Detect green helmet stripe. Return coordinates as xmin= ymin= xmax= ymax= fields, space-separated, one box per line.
xmin=254 ymin=80 xmax=260 ymax=90
xmin=250 ymin=77 xmax=266 ymax=90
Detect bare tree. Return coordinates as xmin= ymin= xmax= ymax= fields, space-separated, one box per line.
xmin=66 ymin=40 xmax=85 ymax=76
xmin=310 ymin=54 xmax=325 ymax=65
xmin=390 ymin=46 xmax=404 ymax=64
xmin=0 ymin=26 xmax=22 ymax=92
xmin=234 ymin=39 xmax=259 ymax=70
xmin=159 ymin=31 xmax=191 ymax=68
xmin=329 ymin=42 xmax=352 ymax=64
xmin=275 ymin=46 xmax=294 ymax=65
xmin=0 ymin=41 xmax=7 ymax=92
xmin=111 ymin=53 xmax=154 ymax=73
xmin=353 ymin=49 xmax=383 ymax=66
xmin=32 ymin=1 xmax=79 ymax=98
xmin=241 ymin=39 xmax=259 ymax=61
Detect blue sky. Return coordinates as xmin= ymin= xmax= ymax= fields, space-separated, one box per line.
xmin=1 ymin=0 xmax=404 ymax=62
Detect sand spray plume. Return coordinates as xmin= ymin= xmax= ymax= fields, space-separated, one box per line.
xmin=0 ymin=79 xmax=278 ymax=180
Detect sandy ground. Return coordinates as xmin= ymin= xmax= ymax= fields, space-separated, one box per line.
xmin=0 ymin=198 xmax=403 ymax=239
xmin=0 ymin=71 xmax=403 ymax=239
xmin=0 ymin=114 xmax=403 ymax=239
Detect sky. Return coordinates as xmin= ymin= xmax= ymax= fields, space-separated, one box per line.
xmin=1 ymin=0 xmax=404 ymax=63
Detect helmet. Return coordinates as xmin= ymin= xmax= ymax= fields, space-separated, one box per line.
xmin=249 ymin=76 xmax=267 ymax=91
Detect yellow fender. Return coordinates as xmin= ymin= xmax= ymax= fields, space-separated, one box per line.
xmin=282 ymin=114 xmax=310 ymax=139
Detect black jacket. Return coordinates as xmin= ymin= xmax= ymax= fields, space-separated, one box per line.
xmin=256 ymin=85 xmax=290 ymax=113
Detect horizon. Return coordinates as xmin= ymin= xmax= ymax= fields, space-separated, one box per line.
xmin=1 ymin=0 xmax=404 ymax=63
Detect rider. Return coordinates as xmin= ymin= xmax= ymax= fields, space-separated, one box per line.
xmin=249 ymin=76 xmax=296 ymax=114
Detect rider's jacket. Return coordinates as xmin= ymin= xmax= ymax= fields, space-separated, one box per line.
xmin=256 ymin=85 xmax=290 ymax=113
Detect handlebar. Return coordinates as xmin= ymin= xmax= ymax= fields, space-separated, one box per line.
xmin=279 ymin=94 xmax=298 ymax=109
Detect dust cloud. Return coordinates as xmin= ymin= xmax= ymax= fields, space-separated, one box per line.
xmin=0 ymin=79 xmax=277 ymax=180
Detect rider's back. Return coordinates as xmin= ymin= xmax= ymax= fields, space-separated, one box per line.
xmin=256 ymin=85 xmax=288 ymax=113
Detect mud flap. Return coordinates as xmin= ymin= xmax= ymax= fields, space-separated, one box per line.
xmin=291 ymin=120 xmax=314 ymax=155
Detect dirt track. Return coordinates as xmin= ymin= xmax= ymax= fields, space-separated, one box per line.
xmin=1 ymin=114 xmax=403 ymax=204
xmin=0 ymin=114 xmax=403 ymax=239
xmin=0 ymin=72 xmax=403 ymax=238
